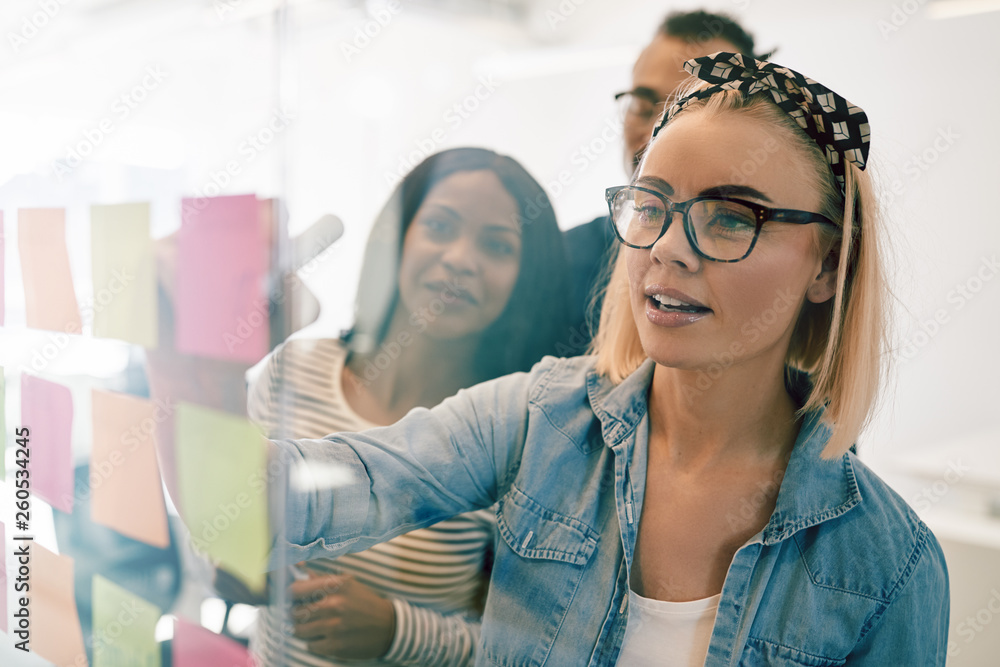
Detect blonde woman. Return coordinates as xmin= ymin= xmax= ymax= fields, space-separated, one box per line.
xmin=268 ymin=54 xmax=949 ymax=665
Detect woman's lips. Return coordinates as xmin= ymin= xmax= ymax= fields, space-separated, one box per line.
xmin=424 ymin=281 xmax=478 ymax=305
xmin=644 ymin=296 xmax=711 ymax=327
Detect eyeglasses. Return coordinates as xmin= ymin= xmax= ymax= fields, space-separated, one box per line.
xmin=605 ymin=185 xmax=837 ymax=263
xmin=614 ymin=89 xmax=670 ymax=123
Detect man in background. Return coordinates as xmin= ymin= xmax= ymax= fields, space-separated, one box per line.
xmin=563 ymin=10 xmax=769 ymax=349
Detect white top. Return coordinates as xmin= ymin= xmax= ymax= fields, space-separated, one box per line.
xmin=615 ymin=588 xmax=721 ymax=667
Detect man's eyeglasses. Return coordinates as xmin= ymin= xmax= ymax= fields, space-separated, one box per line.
xmin=605 ymin=185 xmax=838 ymax=263
xmin=614 ymin=89 xmax=671 ymax=123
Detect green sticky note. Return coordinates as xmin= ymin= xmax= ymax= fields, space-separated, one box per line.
xmin=175 ymin=402 xmax=269 ymax=592
xmin=92 ymin=574 xmax=161 ymax=667
xmin=90 ymin=202 xmax=157 ymax=348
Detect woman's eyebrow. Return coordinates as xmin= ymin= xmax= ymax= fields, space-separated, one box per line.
xmin=421 ymin=203 xmax=462 ymax=219
xmin=483 ymin=224 xmax=522 ymax=237
xmin=633 ymin=176 xmax=674 ymax=196
xmin=699 ymin=184 xmax=772 ymax=202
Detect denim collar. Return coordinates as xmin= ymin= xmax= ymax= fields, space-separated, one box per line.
xmin=585 ymin=358 xmax=861 ymax=545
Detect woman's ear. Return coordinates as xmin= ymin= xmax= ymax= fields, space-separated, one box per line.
xmin=806 ymin=247 xmax=839 ymax=304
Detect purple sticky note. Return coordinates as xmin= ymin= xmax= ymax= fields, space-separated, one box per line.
xmin=0 ymin=521 xmax=7 ymax=633
xmin=173 ymin=617 xmax=254 ymax=666
xmin=175 ymin=194 xmax=268 ymax=364
xmin=22 ymin=375 xmax=74 ymax=513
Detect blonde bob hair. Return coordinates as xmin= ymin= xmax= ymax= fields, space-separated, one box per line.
xmin=590 ymin=83 xmax=888 ymax=459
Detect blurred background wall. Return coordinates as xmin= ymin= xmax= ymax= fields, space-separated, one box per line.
xmin=0 ymin=0 xmax=997 ymax=664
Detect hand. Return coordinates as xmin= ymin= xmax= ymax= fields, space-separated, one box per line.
xmin=290 ymin=570 xmax=396 ymax=660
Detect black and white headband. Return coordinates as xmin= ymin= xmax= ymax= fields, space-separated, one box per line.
xmin=653 ymin=52 xmax=871 ymax=193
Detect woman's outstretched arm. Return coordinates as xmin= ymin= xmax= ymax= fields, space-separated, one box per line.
xmin=269 ymin=356 xmax=553 ymax=565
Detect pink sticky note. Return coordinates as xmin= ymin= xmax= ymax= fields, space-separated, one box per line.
xmin=175 ymin=194 xmax=268 ymax=364
xmin=22 ymin=375 xmax=74 ymax=513
xmin=18 ymin=208 xmax=82 ymax=334
xmin=91 ymin=389 xmax=170 ymax=548
xmin=0 ymin=522 xmax=7 ymax=633
xmin=173 ymin=617 xmax=255 ymax=667
xmin=33 ymin=543 xmax=89 ymax=666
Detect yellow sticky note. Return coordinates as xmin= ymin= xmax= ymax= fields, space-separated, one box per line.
xmin=91 ymin=575 xmax=161 ymax=667
xmin=33 ymin=543 xmax=89 ymax=667
xmin=90 ymin=203 xmax=157 ymax=348
xmin=90 ymin=389 xmax=170 ymax=549
xmin=18 ymin=208 xmax=82 ymax=334
xmin=175 ymin=402 xmax=269 ymax=592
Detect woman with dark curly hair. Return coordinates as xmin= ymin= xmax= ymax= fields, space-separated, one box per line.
xmin=249 ymin=147 xmax=572 ymax=666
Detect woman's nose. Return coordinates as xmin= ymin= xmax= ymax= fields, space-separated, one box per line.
xmin=440 ymin=233 xmax=478 ymax=275
xmin=649 ymin=211 xmax=700 ymax=271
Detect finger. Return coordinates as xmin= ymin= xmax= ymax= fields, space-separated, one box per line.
xmin=292 ymin=618 xmax=341 ymax=641
xmin=306 ymin=637 xmax=343 ymax=657
xmin=291 ymin=214 xmax=343 ymax=270
xmin=289 ymin=574 xmax=349 ymax=601
xmin=291 ymin=593 xmax=346 ymax=622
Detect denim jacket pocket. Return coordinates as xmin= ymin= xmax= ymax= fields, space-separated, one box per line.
xmin=481 ymin=485 xmax=599 ymax=667
xmin=740 ymin=637 xmax=847 ymax=666
xmin=497 ymin=484 xmax=599 ymax=565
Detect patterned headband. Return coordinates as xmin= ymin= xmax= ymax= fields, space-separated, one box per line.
xmin=653 ymin=52 xmax=871 ymax=192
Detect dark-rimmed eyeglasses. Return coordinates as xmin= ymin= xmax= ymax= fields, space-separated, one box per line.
xmin=605 ymin=185 xmax=837 ymax=263
xmin=614 ymin=89 xmax=670 ymax=123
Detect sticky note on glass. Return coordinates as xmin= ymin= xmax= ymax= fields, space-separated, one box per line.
xmin=22 ymin=374 xmax=74 ymax=513
xmin=90 ymin=389 xmax=170 ymax=548
xmin=173 ymin=617 xmax=253 ymax=667
xmin=91 ymin=575 xmax=161 ymax=667
xmin=90 ymin=203 xmax=157 ymax=348
xmin=175 ymin=402 xmax=268 ymax=592
xmin=175 ymin=194 xmax=268 ymax=363
xmin=18 ymin=208 xmax=82 ymax=334
xmin=33 ymin=543 xmax=89 ymax=667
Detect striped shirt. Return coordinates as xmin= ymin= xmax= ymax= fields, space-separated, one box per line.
xmin=247 ymin=338 xmax=495 ymax=667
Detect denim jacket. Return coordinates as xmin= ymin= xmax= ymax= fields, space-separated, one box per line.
xmin=274 ymin=355 xmax=950 ymax=666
